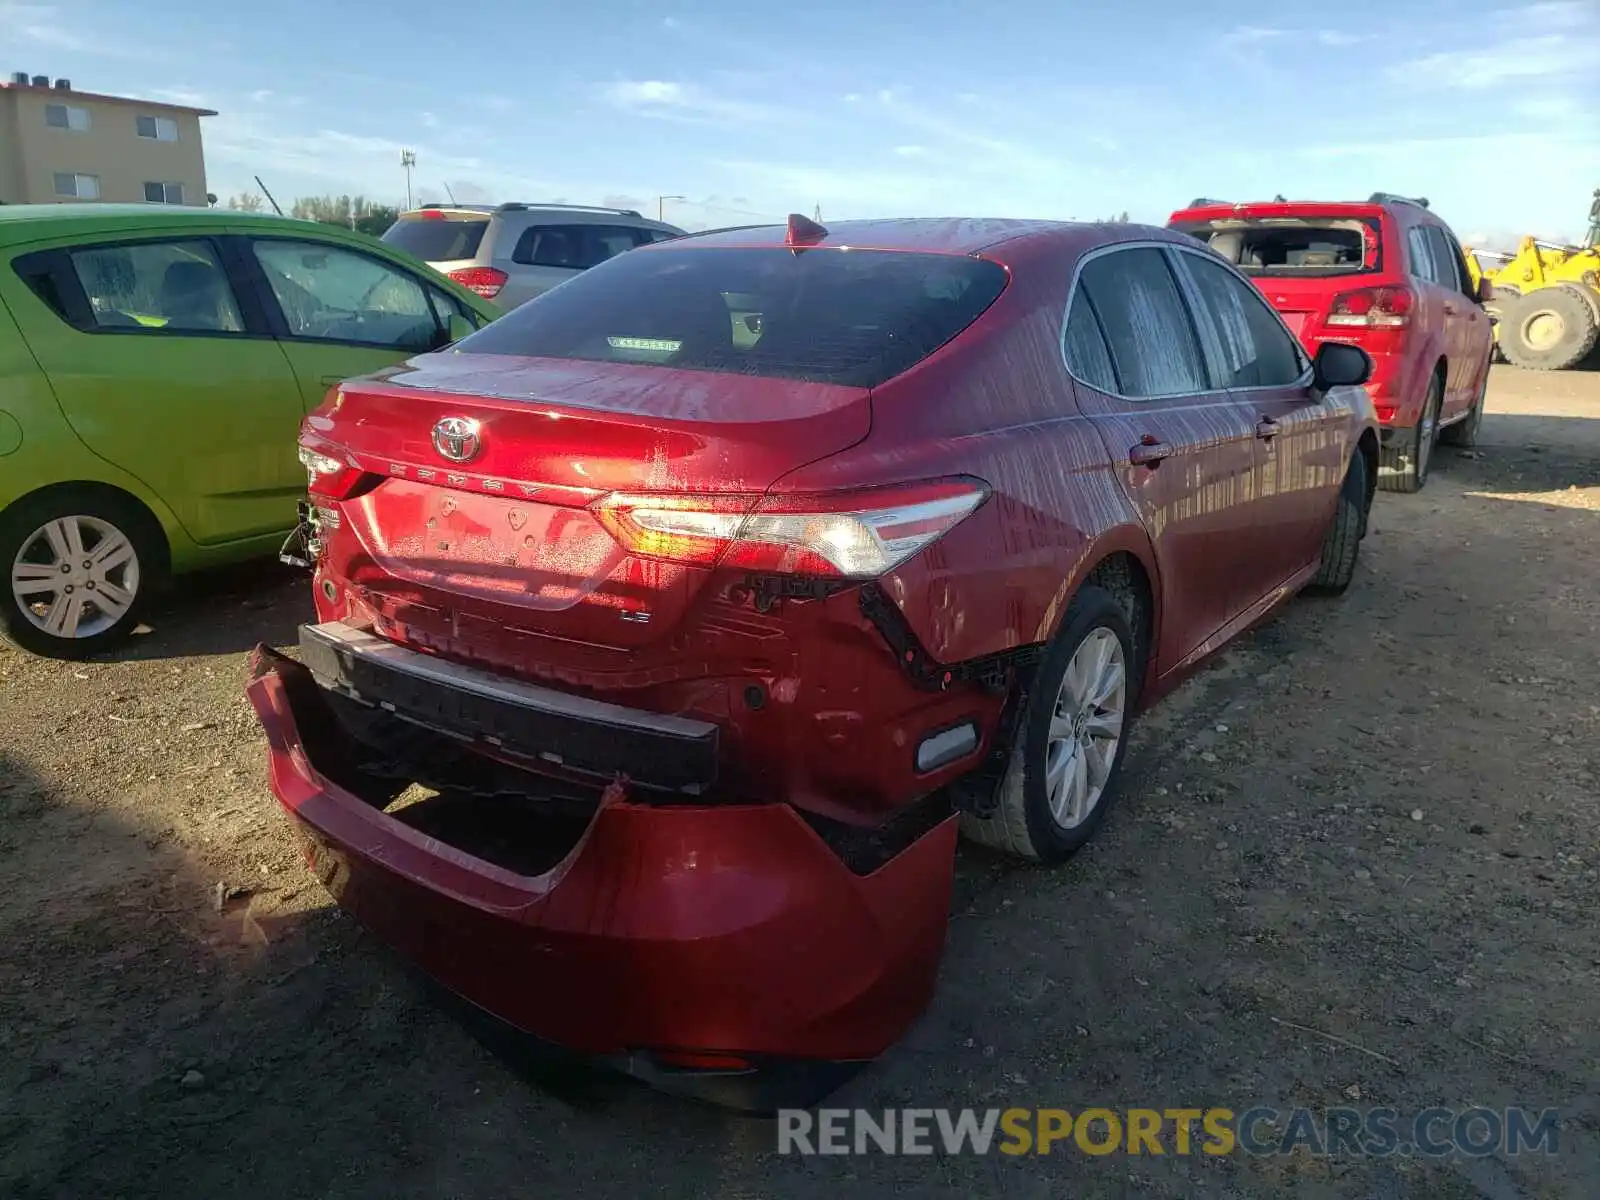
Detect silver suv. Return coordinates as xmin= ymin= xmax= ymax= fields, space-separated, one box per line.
xmin=381 ymin=202 xmax=686 ymax=310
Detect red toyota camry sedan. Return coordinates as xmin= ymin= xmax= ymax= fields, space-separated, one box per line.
xmin=247 ymin=214 xmax=1379 ymax=1109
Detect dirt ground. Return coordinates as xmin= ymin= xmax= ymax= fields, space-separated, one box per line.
xmin=3 ymin=363 xmax=1598 ymax=1199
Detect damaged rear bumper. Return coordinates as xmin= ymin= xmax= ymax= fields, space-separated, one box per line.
xmin=244 ymin=642 xmax=959 ymax=1110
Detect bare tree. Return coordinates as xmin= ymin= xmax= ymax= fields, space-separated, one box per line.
xmin=227 ymin=193 xmax=265 ymax=213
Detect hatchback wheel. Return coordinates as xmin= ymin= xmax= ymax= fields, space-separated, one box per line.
xmin=1379 ymin=374 xmax=1441 ymax=494
xmin=0 ymin=491 xmax=160 ymax=659
xmin=961 ymin=584 xmax=1137 ymax=864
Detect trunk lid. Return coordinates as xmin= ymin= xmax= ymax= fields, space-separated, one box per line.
xmin=313 ymin=354 xmax=871 ymax=651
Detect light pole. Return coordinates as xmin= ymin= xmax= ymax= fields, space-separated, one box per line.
xmin=657 ymin=194 xmax=685 ymax=222
xmin=401 ymin=149 xmax=417 ymax=211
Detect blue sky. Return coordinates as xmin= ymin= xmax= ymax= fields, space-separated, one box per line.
xmin=3 ymin=0 xmax=1597 ymax=242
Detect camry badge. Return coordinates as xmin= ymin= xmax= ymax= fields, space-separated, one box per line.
xmin=432 ymin=416 xmax=482 ymax=463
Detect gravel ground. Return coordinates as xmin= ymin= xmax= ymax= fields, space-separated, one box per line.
xmin=2 ymin=363 xmax=1598 ymax=1199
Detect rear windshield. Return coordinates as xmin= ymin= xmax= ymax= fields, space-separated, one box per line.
xmin=1169 ymin=218 xmax=1382 ymax=277
xmin=452 ymin=246 xmax=1009 ymax=388
xmin=381 ymin=215 xmax=489 ymax=262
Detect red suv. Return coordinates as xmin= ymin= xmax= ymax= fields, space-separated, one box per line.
xmin=248 ymin=216 xmax=1378 ymax=1108
xmin=1167 ymin=194 xmax=1495 ymax=493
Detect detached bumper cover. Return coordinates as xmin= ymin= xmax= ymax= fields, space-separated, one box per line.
xmin=245 ymin=644 xmax=958 ymax=1092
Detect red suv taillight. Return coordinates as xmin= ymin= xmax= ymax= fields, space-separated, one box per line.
xmin=591 ymin=478 xmax=990 ymax=579
xmin=447 ymin=266 xmax=508 ymax=299
xmin=1326 ymin=285 xmax=1414 ymax=329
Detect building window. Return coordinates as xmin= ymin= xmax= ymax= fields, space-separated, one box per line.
xmin=45 ymin=103 xmax=91 ymax=131
xmin=135 ymin=114 xmax=179 ymax=141
xmin=144 ymin=182 xmax=186 ymax=205
xmin=53 ymin=173 xmax=101 ymax=200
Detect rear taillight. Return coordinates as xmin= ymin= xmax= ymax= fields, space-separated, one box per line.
xmin=297 ymin=435 xmax=376 ymax=501
xmin=447 ymin=266 xmax=508 ymax=299
xmin=592 ymin=478 xmax=990 ymax=579
xmin=1326 ymin=285 xmax=1413 ymax=329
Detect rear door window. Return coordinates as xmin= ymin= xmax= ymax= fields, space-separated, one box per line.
xmin=380 ymin=214 xmax=490 ymax=262
xmin=510 ymin=224 xmax=648 ymax=270
xmin=1407 ymin=227 xmax=1440 ymax=284
xmin=454 ymin=245 xmax=1008 ymax=388
xmin=1178 ymin=252 xmax=1307 ymax=388
xmin=1076 ymin=247 xmax=1208 ymax=398
xmin=1062 ymin=293 xmax=1119 ymax=394
xmin=67 ymin=239 xmax=245 ymax=333
xmin=1425 ymin=225 xmax=1471 ymax=294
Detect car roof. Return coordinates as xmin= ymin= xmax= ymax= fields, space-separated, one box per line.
xmin=0 ymin=203 xmax=350 ymax=249
xmin=657 ymin=216 xmax=1133 ymax=257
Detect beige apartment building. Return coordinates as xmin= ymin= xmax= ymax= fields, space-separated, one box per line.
xmin=0 ymin=72 xmax=214 ymax=207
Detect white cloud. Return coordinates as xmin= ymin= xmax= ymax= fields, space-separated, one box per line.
xmin=1219 ymin=24 xmax=1285 ymax=50
xmin=1391 ymin=34 xmax=1598 ymax=88
xmin=0 ymin=3 xmax=163 ymax=60
xmin=420 ymin=111 xmax=440 ymax=129
xmin=150 ymin=87 xmax=208 ymax=107
xmin=893 ymin=144 xmax=927 ymax=157
xmin=1316 ymin=30 xmax=1366 ymax=46
xmin=597 ymin=78 xmax=782 ymax=126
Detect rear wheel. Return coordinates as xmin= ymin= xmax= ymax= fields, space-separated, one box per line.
xmin=1498 ymin=285 xmax=1599 ymax=371
xmin=0 ymin=489 xmax=163 ymax=659
xmin=1379 ymin=373 xmax=1441 ymax=494
xmin=1440 ymin=368 xmax=1488 ymax=448
xmin=960 ymin=585 xmax=1136 ymax=864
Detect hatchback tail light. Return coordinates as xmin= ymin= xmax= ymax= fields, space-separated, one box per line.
xmin=1326 ymin=285 xmax=1413 ymax=329
xmin=447 ymin=266 xmax=508 ymax=299
xmin=592 ymin=479 xmax=990 ymax=579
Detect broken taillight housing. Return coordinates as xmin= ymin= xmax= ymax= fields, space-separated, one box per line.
xmin=297 ymin=435 xmax=378 ymax=501
xmin=1326 ymin=285 xmax=1413 ymax=329
xmin=592 ymin=478 xmax=990 ymax=579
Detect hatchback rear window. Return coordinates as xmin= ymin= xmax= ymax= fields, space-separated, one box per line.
xmin=1168 ymin=217 xmax=1382 ymax=277
xmin=452 ymin=246 xmax=1009 ymax=387
xmin=381 ymin=214 xmax=489 ymax=262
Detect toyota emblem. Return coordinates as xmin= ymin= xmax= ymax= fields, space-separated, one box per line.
xmin=431 ymin=416 xmax=482 ymax=463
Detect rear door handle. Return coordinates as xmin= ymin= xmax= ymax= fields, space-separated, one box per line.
xmin=1129 ymin=437 xmax=1172 ymax=466
xmin=1256 ymin=415 xmax=1279 ymax=439
xmin=1443 ymin=302 xmax=1459 ymax=315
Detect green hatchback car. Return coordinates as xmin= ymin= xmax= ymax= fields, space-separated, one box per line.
xmin=0 ymin=204 xmax=498 ymax=659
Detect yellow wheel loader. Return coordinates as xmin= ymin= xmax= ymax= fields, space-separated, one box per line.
xmin=1464 ymin=189 xmax=1600 ymax=371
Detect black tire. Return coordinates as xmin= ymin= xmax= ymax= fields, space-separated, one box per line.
xmin=960 ymin=585 xmax=1138 ymax=864
xmin=1440 ymin=367 xmax=1488 ymax=448
xmin=1498 ymin=285 xmax=1599 ymax=371
xmin=0 ymin=488 xmax=165 ymax=660
xmin=1307 ymin=451 xmax=1367 ymax=595
xmin=1379 ymin=373 xmax=1441 ymax=494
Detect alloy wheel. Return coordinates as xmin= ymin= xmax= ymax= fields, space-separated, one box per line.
xmin=1043 ymin=627 xmax=1127 ymax=829
xmin=9 ymin=515 xmax=141 ymax=640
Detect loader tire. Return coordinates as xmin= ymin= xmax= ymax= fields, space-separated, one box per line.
xmin=1498 ymin=285 xmax=1599 ymax=371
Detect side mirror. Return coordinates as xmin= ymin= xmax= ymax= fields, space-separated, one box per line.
xmin=1476 ymin=276 xmax=1496 ymax=304
xmin=1313 ymin=341 xmax=1372 ymax=390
